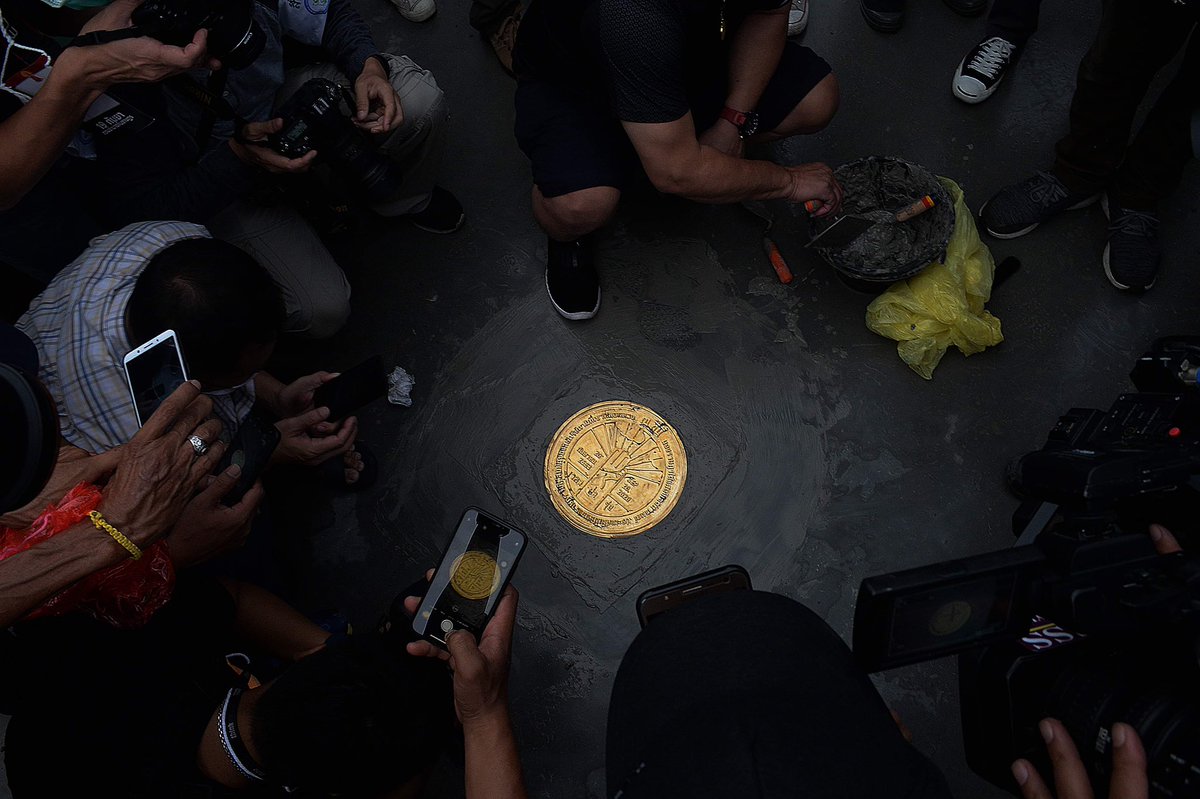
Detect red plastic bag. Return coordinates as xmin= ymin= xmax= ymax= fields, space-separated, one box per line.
xmin=0 ymin=483 xmax=175 ymax=628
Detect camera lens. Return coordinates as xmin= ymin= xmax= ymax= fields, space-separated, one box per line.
xmin=1046 ymin=646 xmax=1200 ymax=795
xmin=204 ymin=2 xmax=266 ymax=70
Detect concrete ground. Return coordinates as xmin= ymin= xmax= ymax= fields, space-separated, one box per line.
xmin=269 ymin=1 xmax=1199 ymax=797
xmin=10 ymin=1 xmax=1198 ymax=798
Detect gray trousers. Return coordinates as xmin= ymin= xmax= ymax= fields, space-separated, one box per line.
xmin=209 ymin=54 xmax=447 ymax=338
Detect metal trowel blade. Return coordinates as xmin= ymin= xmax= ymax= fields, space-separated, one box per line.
xmin=804 ymin=214 xmax=876 ymax=250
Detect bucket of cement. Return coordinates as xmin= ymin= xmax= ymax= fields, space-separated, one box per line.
xmin=808 ymin=156 xmax=954 ymax=284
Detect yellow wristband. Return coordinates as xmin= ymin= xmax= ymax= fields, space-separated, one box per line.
xmin=88 ymin=511 xmax=143 ymax=561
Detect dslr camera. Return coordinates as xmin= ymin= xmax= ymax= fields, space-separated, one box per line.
xmin=854 ymin=336 xmax=1200 ymax=797
xmin=268 ymin=78 xmax=405 ymax=204
xmin=130 ymin=0 xmax=265 ymax=69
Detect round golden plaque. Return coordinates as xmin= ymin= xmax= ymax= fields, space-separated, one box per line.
xmin=449 ymin=551 xmax=501 ymax=600
xmin=545 ymin=401 xmax=687 ymax=538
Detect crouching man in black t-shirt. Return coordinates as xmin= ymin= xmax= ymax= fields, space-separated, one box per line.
xmin=512 ymin=0 xmax=843 ymax=321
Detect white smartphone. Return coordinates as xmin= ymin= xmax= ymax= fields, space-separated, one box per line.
xmin=123 ymin=329 xmax=189 ymax=427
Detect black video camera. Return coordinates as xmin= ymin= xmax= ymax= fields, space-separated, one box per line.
xmin=853 ymin=337 xmax=1200 ymax=797
xmin=130 ymin=0 xmax=265 ymax=69
xmin=268 ymin=78 xmax=405 ymax=204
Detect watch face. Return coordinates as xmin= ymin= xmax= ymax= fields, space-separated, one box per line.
xmin=740 ymin=111 xmax=760 ymax=138
xmin=739 ymin=110 xmax=758 ymax=137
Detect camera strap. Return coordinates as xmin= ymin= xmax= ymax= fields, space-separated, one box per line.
xmin=194 ymin=68 xmax=229 ymax=153
xmin=67 ymin=27 xmax=146 ymax=49
xmin=165 ymin=69 xmax=257 ymax=159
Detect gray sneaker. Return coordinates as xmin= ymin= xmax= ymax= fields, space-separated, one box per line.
xmin=979 ymin=170 xmax=1100 ymax=239
xmin=1101 ymin=194 xmax=1161 ymax=292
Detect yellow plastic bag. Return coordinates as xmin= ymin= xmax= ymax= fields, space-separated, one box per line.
xmin=865 ymin=178 xmax=1003 ymax=379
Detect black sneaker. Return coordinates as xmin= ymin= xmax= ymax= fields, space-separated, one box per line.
xmin=1101 ymin=194 xmax=1161 ymax=292
xmin=953 ymin=37 xmax=1017 ymax=104
xmin=979 ymin=171 xmax=1100 ymax=239
xmin=546 ymin=238 xmax=600 ymax=321
xmin=405 ymin=186 xmax=465 ymax=233
xmin=860 ymin=0 xmax=904 ymax=32
xmin=942 ymin=0 xmax=986 ymax=16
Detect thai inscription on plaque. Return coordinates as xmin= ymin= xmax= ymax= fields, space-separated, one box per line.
xmin=545 ymin=401 xmax=687 ymax=538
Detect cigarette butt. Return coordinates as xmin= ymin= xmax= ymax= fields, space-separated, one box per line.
xmin=763 ymin=237 xmax=793 ymax=284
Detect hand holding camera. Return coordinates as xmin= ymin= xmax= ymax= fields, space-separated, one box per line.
xmin=1011 ymin=524 xmax=1182 ymax=799
xmin=1014 ymin=718 xmax=1147 ymax=799
xmin=65 ymin=0 xmax=210 ymax=90
xmin=230 ymin=119 xmax=318 ymax=174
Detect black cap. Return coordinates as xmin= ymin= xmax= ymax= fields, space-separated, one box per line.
xmin=605 ymin=591 xmax=952 ymax=799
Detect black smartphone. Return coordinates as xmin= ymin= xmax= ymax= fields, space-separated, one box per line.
xmin=123 ymin=329 xmax=189 ymax=427
xmin=635 ymin=565 xmax=752 ymax=628
xmin=217 ymin=412 xmax=280 ymax=507
xmin=413 ymin=508 xmax=527 ymax=648
xmin=312 ymin=356 xmax=387 ymax=423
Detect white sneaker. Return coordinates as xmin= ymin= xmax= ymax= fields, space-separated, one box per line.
xmin=788 ymin=0 xmax=809 ymax=36
xmin=391 ymin=0 xmax=435 ymax=22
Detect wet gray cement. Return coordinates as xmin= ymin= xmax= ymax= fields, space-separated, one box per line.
xmin=262 ymin=2 xmax=1200 ymax=798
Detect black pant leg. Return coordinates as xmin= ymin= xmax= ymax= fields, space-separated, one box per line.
xmin=1052 ymin=0 xmax=1194 ymax=195
xmin=469 ymin=0 xmax=520 ymax=34
xmin=1110 ymin=23 xmax=1200 ymax=209
xmin=983 ymin=0 xmax=1042 ymax=47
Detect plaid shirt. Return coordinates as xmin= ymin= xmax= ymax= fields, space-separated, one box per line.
xmin=17 ymin=221 xmax=257 ymax=454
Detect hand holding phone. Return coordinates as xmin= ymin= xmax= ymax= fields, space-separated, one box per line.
xmin=217 ymin=412 xmax=280 ymax=507
xmin=312 ymin=355 xmax=387 ymax=423
xmin=412 ymin=508 xmax=527 ymax=648
xmin=406 ymin=583 xmax=519 ymax=725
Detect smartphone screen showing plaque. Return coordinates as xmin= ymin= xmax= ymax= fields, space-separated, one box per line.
xmin=413 ymin=508 xmax=526 ymax=647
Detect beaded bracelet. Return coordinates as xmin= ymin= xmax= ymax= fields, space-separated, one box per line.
xmin=87 ymin=510 xmax=142 ymax=561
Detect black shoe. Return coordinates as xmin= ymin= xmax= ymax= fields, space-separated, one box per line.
xmin=860 ymin=0 xmax=904 ymax=31
xmin=979 ymin=171 xmax=1100 ymax=239
xmin=1101 ymin=195 xmax=1161 ymax=292
xmin=405 ymin=186 xmax=465 ymax=233
xmin=942 ymin=0 xmax=987 ymax=16
xmin=546 ymin=238 xmax=600 ymax=320
xmin=952 ymin=36 xmax=1018 ymax=104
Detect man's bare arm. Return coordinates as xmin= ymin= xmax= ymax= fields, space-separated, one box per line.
xmin=624 ymin=114 xmax=841 ymax=212
xmin=0 ymin=522 xmax=131 ymax=627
